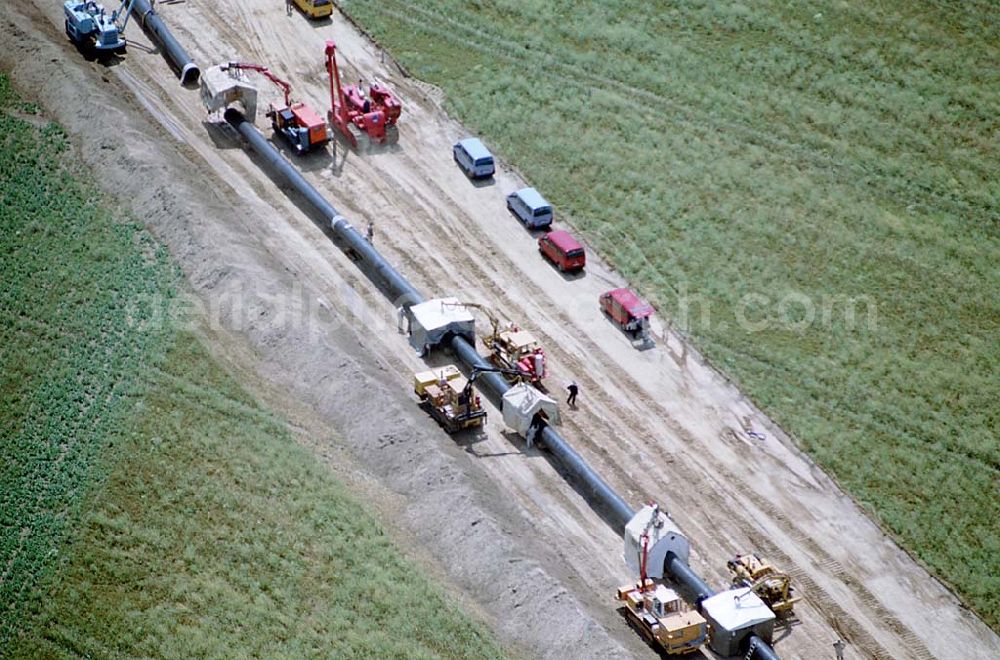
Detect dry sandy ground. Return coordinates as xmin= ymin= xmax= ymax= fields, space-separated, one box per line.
xmin=5 ymin=1 xmax=999 ymax=659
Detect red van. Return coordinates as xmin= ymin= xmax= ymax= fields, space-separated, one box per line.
xmin=538 ymin=230 xmax=586 ymax=272
xmin=600 ymin=288 xmax=653 ymax=339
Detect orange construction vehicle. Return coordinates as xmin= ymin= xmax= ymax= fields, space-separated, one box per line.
xmin=221 ymin=61 xmax=328 ymax=155
xmin=324 ymin=40 xmax=401 ymax=148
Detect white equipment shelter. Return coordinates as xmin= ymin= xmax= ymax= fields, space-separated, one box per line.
xmin=200 ymin=64 xmax=258 ymax=121
xmin=501 ymin=383 xmax=560 ymax=442
xmin=408 ymin=298 xmax=476 ymax=356
xmin=623 ymin=504 xmax=691 ymax=577
xmin=701 ymin=588 xmax=776 ymax=656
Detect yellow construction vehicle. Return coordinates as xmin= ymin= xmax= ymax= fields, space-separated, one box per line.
xmin=616 ymin=506 xmax=707 ymax=654
xmin=413 ymin=365 xmax=486 ymax=433
xmin=727 ymin=553 xmax=801 ymax=615
xmin=444 ymin=302 xmax=547 ymax=386
xmin=291 ymin=0 xmax=333 ymax=20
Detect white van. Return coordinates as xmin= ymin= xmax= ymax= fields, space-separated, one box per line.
xmin=506 ymin=187 xmax=553 ymax=229
xmin=453 ymin=137 xmax=495 ymax=179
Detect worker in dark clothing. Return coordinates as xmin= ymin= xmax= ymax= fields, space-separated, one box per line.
xmin=566 ymin=381 xmax=578 ymax=407
xmin=366 ymin=221 xmax=374 ymax=243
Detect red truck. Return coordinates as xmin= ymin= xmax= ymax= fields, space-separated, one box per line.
xmin=600 ymin=288 xmax=653 ymax=339
xmin=538 ymin=230 xmax=586 ymax=272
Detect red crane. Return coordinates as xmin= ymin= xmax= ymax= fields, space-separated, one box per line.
xmin=223 ymin=61 xmax=329 ymax=155
xmin=324 ymin=40 xmax=401 ymax=148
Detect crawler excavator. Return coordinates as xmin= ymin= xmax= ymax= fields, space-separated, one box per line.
xmin=443 ymin=302 xmax=547 ymax=386
xmin=727 ymin=553 xmax=801 ymax=615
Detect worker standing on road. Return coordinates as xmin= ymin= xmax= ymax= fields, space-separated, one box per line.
xmin=366 ymin=221 xmax=374 ymax=243
xmin=285 ymin=0 xmax=291 ymax=16
xmin=566 ymin=381 xmax=578 ymax=407
xmin=833 ymin=638 xmax=846 ymax=660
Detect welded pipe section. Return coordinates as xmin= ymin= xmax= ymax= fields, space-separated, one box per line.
xmin=448 ymin=334 xmax=634 ymax=528
xmin=665 ymin=551 xmax=714 ymax=606
xmin=225 ymin=110 xmax=778 ymax=659
xmin=132 ymin=0 xmax=200 ymax=85
xmin=664 ymin=552 xmax=778 ymax=660
xmin=224 ymin=108 xmax=423 ymax=306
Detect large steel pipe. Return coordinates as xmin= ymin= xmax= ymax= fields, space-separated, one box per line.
xmin=132 ymin=0 xmax=200 ymax=85
xmin=224 ymin=109 xmax=422 ymax=306
xmin=664 ymin=552 xmax=778 ymax=660
xmin=224 ymin=109 xmax=779 ymax=659
xmin=448 ymin=334 xmax=634 ymax=528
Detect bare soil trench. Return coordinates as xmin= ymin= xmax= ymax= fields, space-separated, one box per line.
xmin=5 ymin=1 xmax=998 ymax=658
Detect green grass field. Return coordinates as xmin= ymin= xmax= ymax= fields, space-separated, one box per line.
xmin=339 ymin=0 xmax=1000 ymax=628
xmin=0 ymin=72 xmax=504 ymax=657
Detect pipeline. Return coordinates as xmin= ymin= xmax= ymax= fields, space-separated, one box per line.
xmin=131 ymin=0 xmax=200 ymax=85
xmin=664 ymin=551 xmax=778 ymax=660
xmin=223 ymin=107 xmax=779 ymax=659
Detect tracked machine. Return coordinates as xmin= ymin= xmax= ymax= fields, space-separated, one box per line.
xmin=415 ymin=365 xmax=531 ymax=433
xmin=64 ymin=0 xmax=132 ymax=54
xmin=217 ymin=62 xmax=329 ymax=155
xmin=727 ymin=553 xmax=801 ymax=615
xmin=616 ymin=504 xmax=708 ymax=654
xmin=324 ymin=40 xmax=401 ymax=148
xmin=444 ymin=302 xmax=547 ymax=387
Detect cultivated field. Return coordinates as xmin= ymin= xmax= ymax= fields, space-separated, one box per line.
xmin=0 ymin=73 xmax=504 ymax=658
xmin=340 ymin=0 xmax=1000 ymax=627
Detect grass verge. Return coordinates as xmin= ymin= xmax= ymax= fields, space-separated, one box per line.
xmin=338 ymin=0 xmax=1000 ymax=628
xmin=0 ymin=71 xmax=505 ymax=657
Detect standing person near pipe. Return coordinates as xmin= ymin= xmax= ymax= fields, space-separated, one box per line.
xmin=222 ymin=107 xmax=781 ymax=659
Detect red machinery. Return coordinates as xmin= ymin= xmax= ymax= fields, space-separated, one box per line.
xmin=223 ymin=62 xmax=328 ymax=155
xmin=324 ymin=40 xmax=401 ymax=147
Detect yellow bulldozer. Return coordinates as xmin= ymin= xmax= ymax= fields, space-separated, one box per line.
xmin=727 ymin=553 xmax=801 ymax=615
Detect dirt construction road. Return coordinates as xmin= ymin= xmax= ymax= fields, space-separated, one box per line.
xmin=7 ymin=1 xmax=999 ymax=658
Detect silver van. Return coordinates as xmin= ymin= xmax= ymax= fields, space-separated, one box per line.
xmin=453 ymin=137 xmax=495 ymax=179
xmin=506 ymin=187 xmax=553 ymax=229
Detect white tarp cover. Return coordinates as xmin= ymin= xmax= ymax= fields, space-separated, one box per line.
xmin=623 ymin=504 xmax=690 ymax=578
xmin=408 ymin=298 xmax=475 ymax=355
xmin=501 ymin=383 xmax=560 ymax=437
xmin=200 ymin=65 xmax=258 ymax=121
xmin=702 ymin=588 xmax=775 ymax=632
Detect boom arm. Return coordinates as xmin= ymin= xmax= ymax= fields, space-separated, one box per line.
xmin=444 ymin=301 xmax=502 ymax=339
xmin=462 ymin=365 xmax=530 ymax=402
xmin=223 ymin=62 xmax=292 ymax=107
